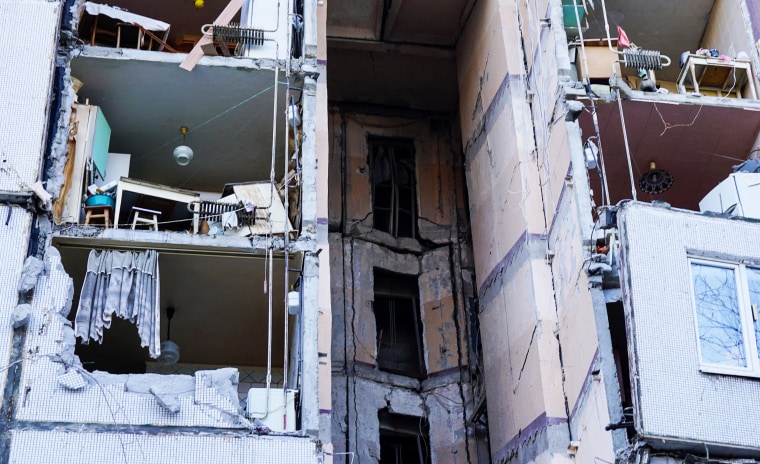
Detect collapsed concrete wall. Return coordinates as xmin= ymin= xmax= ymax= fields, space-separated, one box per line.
xmin=19 ymin=248 xmax=251 ymax=427
xmin=0 ymin=0 xmax=329 ymax=461
xmin=331 ymin=112 xmax=466 ymax=247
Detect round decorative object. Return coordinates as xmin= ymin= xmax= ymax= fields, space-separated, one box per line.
xmin=157 ymin=340 xmax=180 ymax=365
xmin=173 ymin=145 xmax=194 ymax=166
xmin=638 ymin=167 xmax=674 ymax=194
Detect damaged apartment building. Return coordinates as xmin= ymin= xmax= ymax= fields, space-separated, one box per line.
xmin=326 ymin=0 xmax=760 ymax=463
xmin=0 ymin=0 xmax=332 ymax=462
xmin=6 ymin=0 xmax=760 ymax=463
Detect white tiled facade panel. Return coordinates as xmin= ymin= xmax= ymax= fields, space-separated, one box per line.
xmin=0 ymin=1 xmax=60 ymax=191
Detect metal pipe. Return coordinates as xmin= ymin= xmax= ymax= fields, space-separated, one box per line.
xmin=616 ymin=92 xmax=638 ymax=201
xmin=572 ymin=0 xmax=593 ymax=88
xmin=262 ymin=36 xmax=279 ymax=420
xmin=600 ymin=0 xmax=616 ymax=53
xmin=282 ymin=0 xmax=295 ymax=426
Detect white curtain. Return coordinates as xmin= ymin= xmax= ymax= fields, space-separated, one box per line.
xmin=74 ymin=249 xmax=161 ymax=358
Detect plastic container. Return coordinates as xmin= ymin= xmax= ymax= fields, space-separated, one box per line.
xmin=85 ymin=194 xmax=115 ymax=208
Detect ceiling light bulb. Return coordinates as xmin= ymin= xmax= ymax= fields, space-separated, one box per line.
xmin=173 ymin=145 xmax=194 ymax=166
xmin=157 ymin=340 xmax=180 ymax=365
xmin=173 ymin=126 xmax=193 ymax=166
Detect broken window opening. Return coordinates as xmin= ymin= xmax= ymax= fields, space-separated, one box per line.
xmin=290 ymin=0 xmax=304 ymax=59
xmin=373 ymin=269 xmax=425 ymax=379
xmin=57 ymin=243 xmax=301 ymax=425
xmin=607 ymin=301 xmax=634 ymax=440
xmin=370 ymin=137 xmax=416 ymax=239
xmin=378 ymin=409 xmax=431 ymax=464
xmin=689 ymin=258 xmax=760 ymax=377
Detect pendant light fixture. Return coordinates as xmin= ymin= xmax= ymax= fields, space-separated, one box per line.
xmin=173 ymin=126 xmax=194 ymax=166
xmin=157 ymin=306 xmax=180 ymax=365
xmin=638 ymin=161 xmax=674 ymax=194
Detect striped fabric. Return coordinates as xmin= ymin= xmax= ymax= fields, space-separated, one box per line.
xmin=74 ymin=249 xmax=161 ymax=358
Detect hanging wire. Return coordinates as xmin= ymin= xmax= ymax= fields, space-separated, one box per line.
xmin=599 ymin=0 xmax=637 ymax=201
xmin=266 ymin=243 xmax=274 ymax=392
xmin=134 ymin=85 xmax=276 ymax=164
xmin=281 ymin=0 xmax=295 ymax=426
xmin=572 ymin=0 xmax=611 ymax=205
xmin=615 ymin=94 xmax=638 ymax=201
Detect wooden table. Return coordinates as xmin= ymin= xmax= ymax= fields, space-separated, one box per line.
xmin=677 ymin=54 xmax=757 ymax=99
xmin=114 ymin=178 xmax=200 ymax=233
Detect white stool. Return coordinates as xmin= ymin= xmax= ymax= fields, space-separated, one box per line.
xmin=131 ymin=206 xmax=161 ymax=231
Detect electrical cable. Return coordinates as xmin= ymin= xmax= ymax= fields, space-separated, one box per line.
xmin=573 ymin=0 xmax=611 ymax=205
xmin=281 ymin=0 xmax=294 ymax=429
xmin=615 ymin=87 xmax=638 ymax=201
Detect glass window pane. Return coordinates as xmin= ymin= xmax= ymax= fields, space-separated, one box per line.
xmin=369 ymin=137 xmax=416 ymax=239
xmin=691 ymin=263 xmax=747 ymax=367
xmin=374 ymin=210 xmax=392 ymax=235
xmin=747 ymin=267 xmax=760 ymax=362
xmin=374 ymin=185 xmax=394 ymax=209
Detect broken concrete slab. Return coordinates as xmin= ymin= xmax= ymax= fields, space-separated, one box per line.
xmin=11 ymin=304 xmax=31 ymax=329
xmin=18 ymin=256 xmax=44 ymax=294
xmin=150 ymin=387 xmax=181 ymax=414
xmin=57 ymin=369 xmax=87 ymax=391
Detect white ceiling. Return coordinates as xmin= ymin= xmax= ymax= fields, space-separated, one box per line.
xmin=71 ymin=55 xmax=287 ymax=194
xmin=55 ymin=239 xmax=301 ymax=372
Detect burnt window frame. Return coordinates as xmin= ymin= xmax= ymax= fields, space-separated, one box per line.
xmin=369 ymin=136 xmax=417 ymax=239
xmin=373 ymin=269 xmax=426 ymax=379
xmin=378 ymin=409 xmax=431 ymax=464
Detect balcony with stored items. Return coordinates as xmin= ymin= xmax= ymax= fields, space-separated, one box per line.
xmin=564 ymin=0 xmax=759 ymax=101
xmin=54 ymin=48 xmax=303 ymax=245
xmin=561 ymin=1 xmax=760 ymax=223
xmin=75 ymin=0 xmax=301 ymax=61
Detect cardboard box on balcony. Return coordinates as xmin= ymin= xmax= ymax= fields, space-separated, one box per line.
xmin=574 ymin=38 xmax=621 ymax=82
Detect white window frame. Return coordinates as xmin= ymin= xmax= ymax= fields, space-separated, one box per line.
xmin=688 ymin=257 xmax=760 ymax=377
